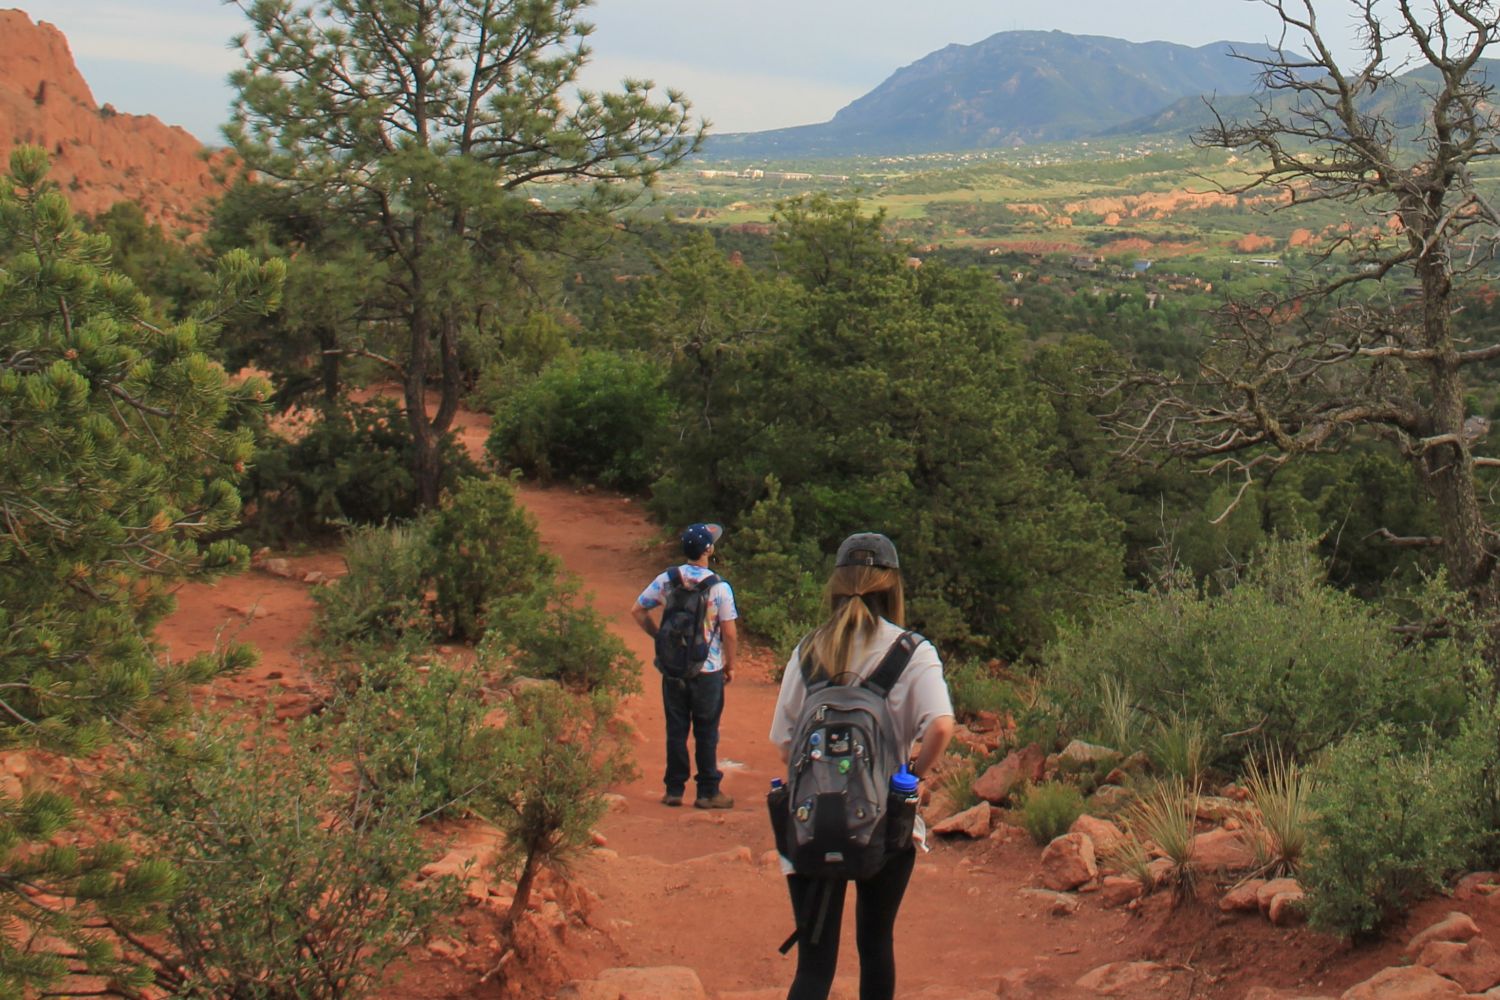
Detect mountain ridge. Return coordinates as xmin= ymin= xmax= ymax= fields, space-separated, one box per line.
xmin=710 ymin=30 xmax=1282 ymax=158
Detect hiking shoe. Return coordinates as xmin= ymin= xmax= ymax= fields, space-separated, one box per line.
xmin=694 ymin=792 xmax=734 ymax=810
xmin=661 ymin=792 xmax=684 ymax=807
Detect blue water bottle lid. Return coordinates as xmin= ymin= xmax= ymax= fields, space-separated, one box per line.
xmin=770 ymin=778 xmax=785 ymax=790
xmin=890 ymin=765 xmax=919 ymax=795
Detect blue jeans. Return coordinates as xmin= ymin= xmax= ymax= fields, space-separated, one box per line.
xmin=662 ymin=670 xmax=724 ymax=798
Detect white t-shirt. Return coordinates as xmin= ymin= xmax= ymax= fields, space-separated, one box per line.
xmin=635 ymin=564 xmax=738 ymax=673
xmin=770 ymin=618 xmax=954 ymax=761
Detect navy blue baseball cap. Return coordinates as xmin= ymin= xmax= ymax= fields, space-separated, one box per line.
xmin=681 ymin=522 xmax=724 ymax=558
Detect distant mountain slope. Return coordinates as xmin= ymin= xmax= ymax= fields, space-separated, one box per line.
xmin=710 ymin=31 xmax=1281 ymax=158
xmin=1109 ymin=58 xmax=1500 ymax=138
xmin=0 ymin=8 xmax=227 ymax=231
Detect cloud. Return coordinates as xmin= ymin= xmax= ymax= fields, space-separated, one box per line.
xmin=577 ymin=56 xmax=863 ymax=134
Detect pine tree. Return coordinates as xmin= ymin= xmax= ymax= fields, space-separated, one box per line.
xmin=0 ymin=146 xmax=282 ymax=995
xmin=227 ymin=0 xmax=704 ymax=505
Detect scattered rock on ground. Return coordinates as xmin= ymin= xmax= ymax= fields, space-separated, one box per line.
xmin=1268 ymin=889 xmax=1306 ymax=927
xmin=1069 ymin=814 xmax=1122 ymax=854
xmin=1075 ymin=960 xmax=1188 ymax=996
xmin=1220 ymin=879 xmax=1266 ymax=913
xmin=974 ymin=744 xmax=1046 ymax=805
xmin=1087 ymin=784 xmax=1133 ymax=815
xmin=1338 ymin=964 xmax=1465 ymax=999
xmin=1405 ymin=911 xmax=1482 ymax=956
xmin=1416 ymin=937 xmax=1500 ymax=993
xmin=1256 ymin=877 xmax=1302 ymax=914
xmin=1058 ymin=740 xmax=1121 ymax=771
xmin=1019 ymin=887 xmax=1080 ymax=916
xmin=1192 ymin=827 xmax=1257 ymax=872
xmin=1040 ymin=833 xmax=1097 ymax=891
xmin=556 ymin=966 xmax=708 ymax=1000
xmin=932 ymin=802 xmax=993 ymax=838
xmin=1100 ymin=874 xmax=1144 ymax=907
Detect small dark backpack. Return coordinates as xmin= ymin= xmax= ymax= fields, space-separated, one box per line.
xmin=653 ymin=568 xmax=719 ymax=681
xmin=770 ymin=630 xmax=924 ymax=953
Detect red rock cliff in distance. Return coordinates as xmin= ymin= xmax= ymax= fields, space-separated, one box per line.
xmin=0 ymin=8 xmax=228 ymax=231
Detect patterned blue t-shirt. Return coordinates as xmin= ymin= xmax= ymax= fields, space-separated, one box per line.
xmin=636 ymin=565 xmax=738 ymax=672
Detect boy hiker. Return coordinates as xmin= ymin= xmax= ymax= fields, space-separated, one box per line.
xmin=632 ymin=522 xmax=739 ymax=809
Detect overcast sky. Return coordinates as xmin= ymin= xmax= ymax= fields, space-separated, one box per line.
xmin=21 ymin=1 xmax=1377 ymax=145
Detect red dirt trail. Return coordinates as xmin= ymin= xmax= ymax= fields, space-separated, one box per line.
xmin=153 ymin=405 xmax=1500 ymax=998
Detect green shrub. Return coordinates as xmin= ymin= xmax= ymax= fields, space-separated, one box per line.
xmin=327 ymin=656 xmax=504 ymax=820
xmin=428 ymin=477 xmax=559 ymax=642
xmin=489 ymin=581 xmax=641 ymax=696
xmin=935 ymin=754 xmax=982 ymax=815
xmin=1302 ymin=728 xmax=1483 ymax=938
xmin=478 ymin=686 xmax=634 ymax=934
xmin=719 ymin=476 xmax=824 ymax=656
xmin=1019 ymin=781 xmax=1085 ymax=846
xmin=1042 ymin=540 xmax=1473 ymax=774
xmin=246 ymin=397 xmax=477 ymax=540
xmin=1147 ymin=711 xmax=1210 ymax=788
xmin=946 ymin=658 xmax=1019 ymax=722
xmin=486 ymin=349 xmax=668 ymax=491
xmin=126 ymin=717 xmax=462 ymax=998
xmin=314 ymin=518 xmax=436 ymax=649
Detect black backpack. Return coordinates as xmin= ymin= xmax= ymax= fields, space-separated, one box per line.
xmin=652 ymin=568 xmax=719 ymax=681
xmin=769 ymin=630 xmax=924 ymax=953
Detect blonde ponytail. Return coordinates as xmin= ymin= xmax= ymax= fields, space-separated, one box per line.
xmin=804 ymin=565 xmax=905 ymax=683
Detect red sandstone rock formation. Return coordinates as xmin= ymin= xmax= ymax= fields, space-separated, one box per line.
xmin=0 ymin=9 xmax=228 ymax=231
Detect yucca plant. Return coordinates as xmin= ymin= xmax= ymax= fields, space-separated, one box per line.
xmin=1103 ymin=830 xmax=1157 ymax=892
xmin=1243 ymin=748 xmax=1315 ymax=878
xmin=1094 ymin=675 xmax=1144 ymax=754
xmin=1125 ymin=776 xmax=1198 ymax=899
xmin=1147 ymin=711 xmax=1210 ymax=788
xmin=936 ymin=755 xmax=982 ymax=814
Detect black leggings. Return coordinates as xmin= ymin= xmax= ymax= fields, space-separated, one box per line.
xmin=784 ymin=850 xmax=917 ymax=1000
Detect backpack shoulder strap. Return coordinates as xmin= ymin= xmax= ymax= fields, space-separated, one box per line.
xmin=862 ymin=630 xmax=923 ymax=699
xmin=667 ymin=566 xmax=683 ymax=590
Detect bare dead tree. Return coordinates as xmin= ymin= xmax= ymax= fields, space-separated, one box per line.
xmin=1103 ymin=0 xmax=1500 ymax=615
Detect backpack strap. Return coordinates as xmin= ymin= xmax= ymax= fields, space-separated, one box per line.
xmin=667 ymin=566 xmax=683 ymax=590
xmin=862 ymin=630 xmax=923 ymax=699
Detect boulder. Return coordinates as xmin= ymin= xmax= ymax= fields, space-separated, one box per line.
xmin=1040 ymin=832 xmax=1097 ymax=891
xmin=1242 ymin=989 xmax=1336 ymax=999
xmin=974 ymin=745 xmax=1046 ymax=804
xmin=1192 ymin=827 xmax=1257 ymax=872
xmin=1405 ymin=911 xmax=1482 ymax=956
xmin=1256 ymin=877 xmax=1302 ymax=913
xmin=1069 ymin=815 xmax=1123 ymax=854
xmin=1338 ymin=965 xmax=1465 ymax=999
xmin=1417 ymin=938 xmax=1500 ymax=993
xmin=1220 ymin=879 xmax=1266 ymax=913
xmin=932 ymin=802 xmax=994 ymax=838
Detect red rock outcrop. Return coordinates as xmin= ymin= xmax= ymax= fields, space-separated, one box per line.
xmin=0 ymin=9 xmax=228 ymax=230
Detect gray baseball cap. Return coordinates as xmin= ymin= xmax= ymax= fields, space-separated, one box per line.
xmin=835 ymin=532 xmax=899 ymax=569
